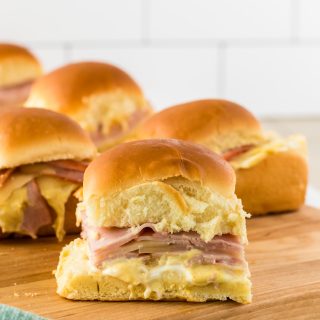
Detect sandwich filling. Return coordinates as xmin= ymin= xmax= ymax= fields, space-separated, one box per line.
xmin=0 ymin=159 xmax=88 ymax=240
xmin=89 ymin=108 xmax=150 ymax=149
xmin=0 ymin=79 xmax=33 ymax=106
xmin=77 ymin=213 xmax=250 ymax=301
xmin=222 ymin=134 xmax=306 ymax=169
xmin=83 ymin=221 xmax=244 ymax=268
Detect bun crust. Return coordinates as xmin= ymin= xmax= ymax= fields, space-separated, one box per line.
xmin=84 ymin=139 xmax=235 ymax=201
xmin=0 ymin=43 xmax=42 ymax=87
xmin=236 ymin=151 xmax=308 ymax=215
xmin=25 ymin=61 xmax=149 ymax=115
xmin=133 ymin=99 xmax=262 ymax=152
xmin=132 ymin=99 xmax=308 ymax=215
xmin=0 ymin=107 xmax=96 ymax=169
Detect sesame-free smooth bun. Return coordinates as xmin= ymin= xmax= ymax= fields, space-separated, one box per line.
xmin=81 ymin=139 xmax=248 ymax=242
xmin=0 ymin=43 xmax=42 ymax=87
xmin=133 ymin=99 xmax=263 ymax=153
xmin=25 ymin=62 xmax=152 ymax=150
xmin=0 ymin=107 xmax=96 ymax=169
xmin=236 ymin=150 xmax=308 ymax=215
xmin=84 ymin=139 xmax=235 ymax=200
xmin=132 ymin=99 xmax=308 ymax=216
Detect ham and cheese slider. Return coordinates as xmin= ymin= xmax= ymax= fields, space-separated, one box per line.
xmin=131 ymin=99 xmax=308 ymax=215
xmin=0 ymin=43 xmax=42 ymax=107
xmin=56 ymin=139 xmax=251 ymax=303
xmin=25 ymin=61 xmax=152 ymax=151
xmin=0 ymin=107 xmax=96 ymax=240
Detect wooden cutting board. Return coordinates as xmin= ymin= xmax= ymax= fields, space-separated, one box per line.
xmin=1 ymin=206 xmax=320 ymax=319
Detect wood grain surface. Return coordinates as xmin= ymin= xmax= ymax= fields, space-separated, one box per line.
xmin=1 ymin=206 xmax=320 ymax=319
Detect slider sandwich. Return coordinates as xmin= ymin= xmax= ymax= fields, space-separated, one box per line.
xmin=25 ymin=61 xmax=152 ymax=151
xmin=0 ymin=43 xmax=42 ymax=106
xmin=132 ymin=99 xmax=308 ymax=215
xmin=0 ymin=107 xmax=96 ymax=240
xmin=56 ymin=139 xmax=251 ymax=303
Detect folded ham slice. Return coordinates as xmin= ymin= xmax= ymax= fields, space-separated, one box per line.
xmin=49 ymin=160 xmax=89 ymax=172
xmin=20 ymin=180 xmax=52 ymax=238
xmin=42 ymin=163 xmax=84 ymax=184
xmin=82 ymin=218 xmax=245 ymax=268
xmin=223 ymin=145 xmax=254 ymax=161
xmin=0 ymin=168 xmax=15 ymax=187
xmin=0 ymin=80 xmax=33 ymax=107
xmin=0 ymin=159 xmax=88 ymax=186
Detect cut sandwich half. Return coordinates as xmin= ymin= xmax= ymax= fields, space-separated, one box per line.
xmin=56 ymin=139 xmax=251 ymax=303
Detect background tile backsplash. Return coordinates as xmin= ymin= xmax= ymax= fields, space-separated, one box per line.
xmin=1 ymin=0 xmax=320 ymax=116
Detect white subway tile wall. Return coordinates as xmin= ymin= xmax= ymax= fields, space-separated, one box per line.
xmin=225 ymin=46 xmax=320 ymax=116
xmin=299 ymin=0 xmax=320 ymax=38
xmin=28 ymin=46 xmax=66 ymax=71
xmin=0 ymin=0 xmax=143 ymax=41
xmin=72 ymin=47 xmax=219 ymax=108
xmin=149 ymin=0 xmax=292 ymax=39
xmin=1 ymin=0 xmax=320 ymax=115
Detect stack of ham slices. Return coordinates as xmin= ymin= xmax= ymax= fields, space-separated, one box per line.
xmin=82 ymin=215 xmax=246 ymax=270
xmin=222 ymin=145 xmax=254 ymax=161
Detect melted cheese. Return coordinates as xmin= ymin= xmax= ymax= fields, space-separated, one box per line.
xmin=36 ymin=176 xmax=78 ymax=241
xmin=0 ymin=173 xmax=78 ymax=238
xmin=77 ymin=92 xmax=138 ymax=134
xmin=230 ymin=134 xmax=306 ymax=170
xmin=0 ymin=173 xmax=34 ymax=203
xmin=0 ymin=187 xmax=27 ymax=233
xmin=100 ymin=249 xmax=247 ymax=300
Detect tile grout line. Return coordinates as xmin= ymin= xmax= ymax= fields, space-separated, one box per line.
xmin=291 ymin=0 xmax=300 ymax=42
xmin=24 ymin=38 xmax=320 ymax=50
xmin=216 ymin=42 xmax=226 ymax=98
xmin=141 ymin=0 xmax=151 ymax=46
xmin=63 ymin=42 xmax=73 ymax=63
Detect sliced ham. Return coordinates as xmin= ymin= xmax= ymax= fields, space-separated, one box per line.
xmin=35 ymin=159 xmax=87 ymax=183
xmin=83 ymin=222 xmax=158 ymax=264
xmin=43 ymin=166 xmax=84 ymax=184
xmin=82 ymin=218 xmax=244 ymax=267
xmin=20 ymin=180 xmax=52 ymax=238
xmin=0 ymin=159 xmax=88 ymax=238
xmin=0 ymin=159 xmax=88 ymax=189
xmin=48 ymin=160 xmax=89 ymax=172
xmin=0 ymin=80 xmax=33 ymax=107
xmin=0 ymin=168 xmax=15 ymax=187
xmin=223 ymin=144 xmax=254 ymax=161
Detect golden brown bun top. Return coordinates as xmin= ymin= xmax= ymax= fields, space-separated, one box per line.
xmin=0 ymin=107 xmax=97 ymax=169
xmin=0 ymin=43 xmax=42 ymax=87
xmin=25 ymin=61 xmax=148 ymax=115
xmin=133 ymin=99 xmax=263 ymax=153
xmin=83 ymin=139 xmax=235 ymax=200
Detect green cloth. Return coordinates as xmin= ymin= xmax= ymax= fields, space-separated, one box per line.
xmin=0 ymin=304 xmax=47 ymax=320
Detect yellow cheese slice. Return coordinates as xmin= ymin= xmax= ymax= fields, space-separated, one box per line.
xmin=230 ymin=134 xmax=307 ymax=170
xmin=0 ymin=173 xmax=34 ymax=203
xmin=0 ymin=187 xmax=27 ymax=233
xmin=36 ymin=176 xmax=78 ymax=241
